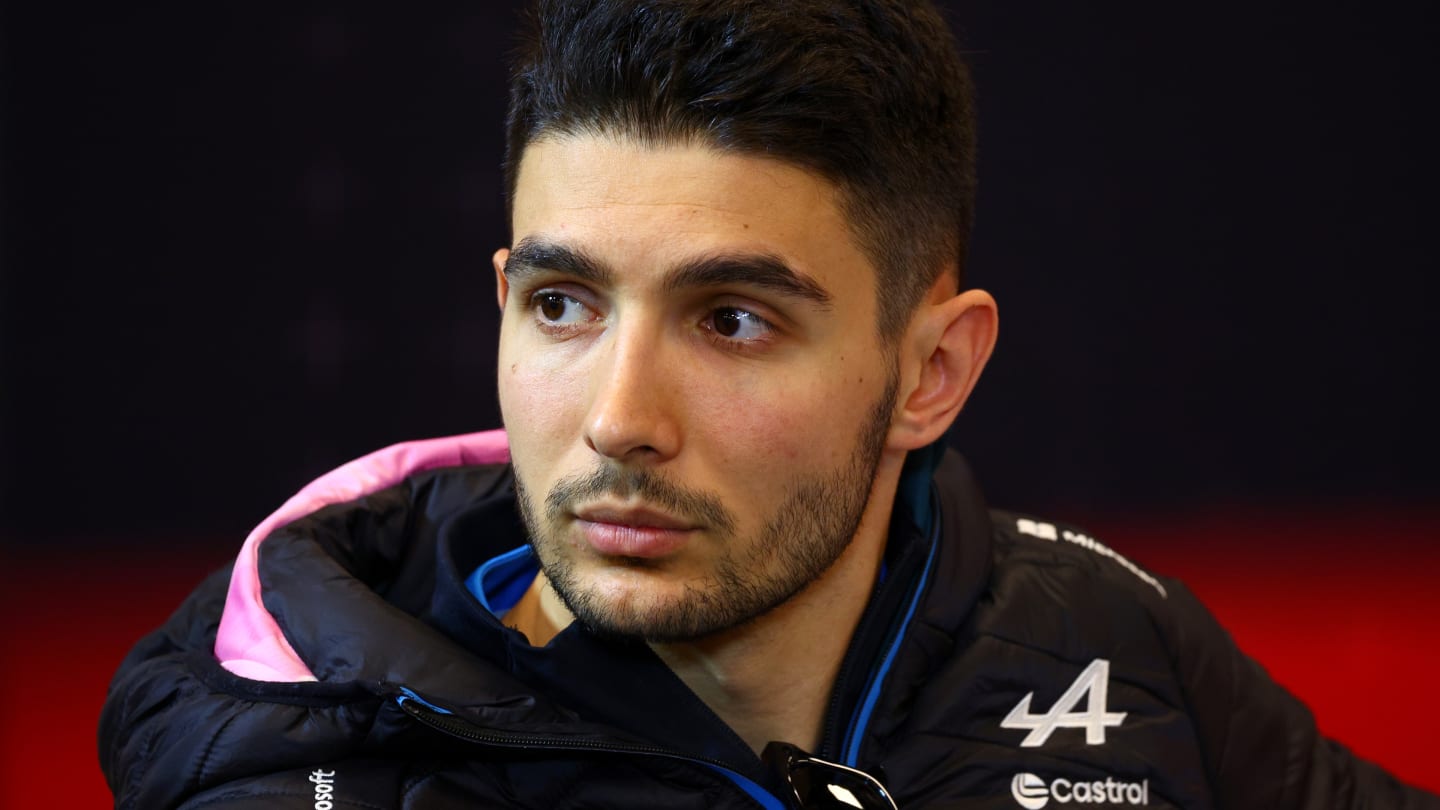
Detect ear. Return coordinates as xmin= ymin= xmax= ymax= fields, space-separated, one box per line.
xmin=889 ymin=287 xmax=998 ymax=450
xmin=493 ymin=247 xmax=511 ymax=311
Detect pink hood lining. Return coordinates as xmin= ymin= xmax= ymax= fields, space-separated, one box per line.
xmin=214 ymin=430 xmax=511 ymax=682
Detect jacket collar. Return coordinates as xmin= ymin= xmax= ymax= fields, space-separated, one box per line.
xmin=844 ymin=448 xmax=995 ymax=765
xmin=255 ymin=448 xmax=995 ymax=778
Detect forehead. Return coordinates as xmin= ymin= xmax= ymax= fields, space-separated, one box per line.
xmin=510 ymin=135 xmax=877 ymax=301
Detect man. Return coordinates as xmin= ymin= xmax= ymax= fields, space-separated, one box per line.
xmin=100 ymin=1 xmax=1435 ymax=808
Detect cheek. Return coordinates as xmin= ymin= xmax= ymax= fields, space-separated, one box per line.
xmin=497 ymin=339 xmax=588 ymax=463
xmin=688 ymin=360 xmax=869 ymax=473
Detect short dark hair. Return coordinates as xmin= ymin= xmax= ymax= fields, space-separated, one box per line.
xmin=504 ymin=0 xmax=976 ymax=338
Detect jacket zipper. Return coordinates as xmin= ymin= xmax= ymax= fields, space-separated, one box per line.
xmin=820 ymin=596 xmax=909 ymax=763
xmin=396 ymin=696 xmax=784 ymax=809
xmin=822 ymin=487 xmax=942 ymax=766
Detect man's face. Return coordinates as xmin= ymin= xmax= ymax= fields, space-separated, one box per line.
xmin=496 ymin=135 xmax=901 ymax=643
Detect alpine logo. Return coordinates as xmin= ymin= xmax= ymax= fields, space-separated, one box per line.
xmin=1001 ymin=659 xmax=1126 ymax=747
xmin=1011 ymin=772 xmax=1150 ymax=808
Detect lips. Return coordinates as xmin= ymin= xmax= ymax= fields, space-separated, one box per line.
xmin=573 ymin=505 xmax=696 ymax=558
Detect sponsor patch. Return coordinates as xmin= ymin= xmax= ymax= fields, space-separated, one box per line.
xmin=1016 ymin=519 xmax=1167 ymax=598
xmin=1011 ymin=772 xmax=1150 ymax=808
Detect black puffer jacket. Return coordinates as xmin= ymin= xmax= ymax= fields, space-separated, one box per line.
xmin=99 ymin=437 xmax=1435 ymax=809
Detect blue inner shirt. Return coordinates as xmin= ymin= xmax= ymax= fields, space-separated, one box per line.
xmin=464 ymin=544 xmax=537 ymax=615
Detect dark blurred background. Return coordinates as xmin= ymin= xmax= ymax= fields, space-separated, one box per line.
xmin=4 ymin=3 xmax=1438 ymax=541
xmin=1 ymin=1 xmax=1436 ymax=804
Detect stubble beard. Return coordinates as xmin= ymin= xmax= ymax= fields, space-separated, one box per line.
xmin=513 ymin=372 xmax=899 ymax=644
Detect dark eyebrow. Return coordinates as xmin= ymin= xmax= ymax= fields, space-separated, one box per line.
xmin=503 ymin=238 xmax=614 ymax=287
xmin=663 ymin=253 xmax=833 ymax=308
xmin=504 ymin=238 xmax=831 ymax=309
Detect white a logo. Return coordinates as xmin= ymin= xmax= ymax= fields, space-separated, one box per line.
xmin=1001 ymin=659 xmax=1126 ymax=747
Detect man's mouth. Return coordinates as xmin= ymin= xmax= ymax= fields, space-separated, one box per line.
xmin=571 ymin=504 xmax=697 ymax=558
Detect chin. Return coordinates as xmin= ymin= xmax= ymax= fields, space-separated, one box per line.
xmin=557 ymin=569 xmax=789 ymax=644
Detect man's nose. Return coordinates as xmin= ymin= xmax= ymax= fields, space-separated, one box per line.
xmin=583 ymin=320 xmax=681 ymax=463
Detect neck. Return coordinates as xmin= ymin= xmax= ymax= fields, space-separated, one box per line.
xmin=649 ymin=480 xmax=894 ymax=754
xmin=507 ymin=449 xmax=906 ymax=755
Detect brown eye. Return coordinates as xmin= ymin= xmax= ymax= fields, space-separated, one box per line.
xmin=706 ymin=307 xmax=771 ymax=343
xmin=713 ymin=308 xmax=742 ymax=337
xmin=537 ymin=293 xmax=571 ymax=321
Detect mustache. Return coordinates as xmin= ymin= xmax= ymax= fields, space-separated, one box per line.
xmin=544 ymin=464 xmax=737 ymax=535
